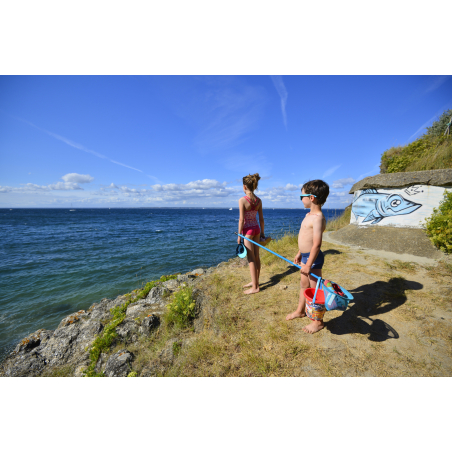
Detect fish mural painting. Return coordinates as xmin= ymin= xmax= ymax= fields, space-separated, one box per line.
xmin=352 ymin=189 xmax=422 ymax=225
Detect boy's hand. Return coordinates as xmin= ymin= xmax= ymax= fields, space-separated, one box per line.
xmin=300 ymin=264 xmax=311 ymax=276
xmin=237 ymin=236 xmax=241 ymax=245
xmin=294 ymin=252 xmax=302 ymax=266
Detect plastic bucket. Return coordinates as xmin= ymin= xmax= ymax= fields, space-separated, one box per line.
xmin=304 ymin=288 xmax=325 ymax=306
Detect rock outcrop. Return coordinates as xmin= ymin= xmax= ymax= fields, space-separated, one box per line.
xmin=0 ymin=265 xmax=217 ymax=377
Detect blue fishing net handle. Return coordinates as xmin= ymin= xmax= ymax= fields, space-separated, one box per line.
xmin=235 ymin=232 xmax=326 ymax=305
xmin=235 ymin=232 xmax=320 ymax=275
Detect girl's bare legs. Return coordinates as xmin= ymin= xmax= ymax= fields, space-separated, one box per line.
xmin=286 ymin=269 xmax=322 ymax=320
xmin=243 ymin=233 xmax=261 ymax=294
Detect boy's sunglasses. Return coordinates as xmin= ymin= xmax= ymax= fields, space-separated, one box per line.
xmin=300 ymin=194 xmax=317 ymax=199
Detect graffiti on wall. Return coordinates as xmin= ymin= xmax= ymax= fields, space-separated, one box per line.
xmin=350 ymin=185 xmax=449 ymax=228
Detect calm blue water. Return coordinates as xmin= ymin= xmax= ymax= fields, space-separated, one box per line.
xmin=0 ymin=207 xmax=343 ymax=361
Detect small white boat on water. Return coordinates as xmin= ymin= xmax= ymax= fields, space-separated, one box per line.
xmin=69 ymin=203 xmax=76 ymax=211
xmin=229 ymin=208 xmax=233 ymax=210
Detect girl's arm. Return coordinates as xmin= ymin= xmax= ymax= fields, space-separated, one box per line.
xmin=238 ymin=198 xmax=245 ymax=244
xmin=257 ymin=199 xmax=265 ymax=237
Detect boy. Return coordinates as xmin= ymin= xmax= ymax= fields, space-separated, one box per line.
xmin=286 ymin=180 xmax=329 ymax=334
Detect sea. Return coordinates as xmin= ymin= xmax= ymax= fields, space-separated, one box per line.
xmin=0 ymin=207 xmax=344 ymax=362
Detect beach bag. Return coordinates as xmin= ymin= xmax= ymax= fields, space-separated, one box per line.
xmin=305 ymin=276 xmax=353 ymax=311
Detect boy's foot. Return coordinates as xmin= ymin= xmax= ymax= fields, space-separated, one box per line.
xmin=285 ymin=311 xmax=306 ymax=320
xmin=244 ymin=287 xmax=259 ymax=294
xmin=260 ymin=236 xmax=272 ymax=246
xmin=243 ymin=282 xmax=253 ymax=288
xmin=303 ymin=321 xmax=324 ymax=334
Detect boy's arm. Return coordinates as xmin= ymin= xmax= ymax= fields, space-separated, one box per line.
xmin=300 ymin=217 xmax=323 ymax=275
xmin=238 ymin=198 xmax=246 ymax=244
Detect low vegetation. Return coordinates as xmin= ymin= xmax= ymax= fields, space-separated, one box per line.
xmin=326 ymin=205 xmax=351 ymax=231
xmin=380 ymin=109 xmax=452 ymax=174
xmin=424 ymin=190 xmax=452 ymax=254
xmin=164 ymin=286 xmax=196 ymax=328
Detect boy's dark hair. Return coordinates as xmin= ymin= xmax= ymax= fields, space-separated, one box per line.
xmin=302 ymin=180 xmax=329 ymax=206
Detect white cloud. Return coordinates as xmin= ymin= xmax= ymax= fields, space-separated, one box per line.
xmin=332 ymin=177 xmax=355 ymax=189
xmin=62 ymin=173 xmax=94 ymax=184
xmin=270 ymin=75 xmax=288 ymax=130
xmin=285 ymin=183 xmax=300 ymax=191
xmin=0 ymin=181 xmax=83 ymax=192
xmin=322 ymin=165 xmax=341 ymax=179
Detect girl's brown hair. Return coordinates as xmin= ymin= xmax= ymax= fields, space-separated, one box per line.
xmin=243 ymin=173 xmax=261 ymax=192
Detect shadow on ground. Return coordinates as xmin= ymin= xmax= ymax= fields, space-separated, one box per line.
xmin=259 ymin=266 xmax=299 ymax=290
xmin=326 ymin=277 xmax=423 ymax=342
xmin=323 ymin=249 xmax=342 ymax=256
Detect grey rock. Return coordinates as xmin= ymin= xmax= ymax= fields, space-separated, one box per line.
xmin=58 ymin=310 xmax=89 ymax=328
xmin=126 ymin=296 xmax=165 ymax=318
xmin=139 ymin=315 xmax=160 ymax=336
xmin=104 ymin=349 xmax=134 ymax=377
xmin=190 ymin=268 xmax=205 ymax=276
xmin=177 ymin=274 xmax=195 ymax=283
xmin=162 ymin=279 xmax=180 ymax=291
xmin=94 ymin=352 xmax=109 ymax=374
xmin=39 ymin=320 xmax=103 ymax=367
xmin=116 ymin=319 xmax=139 ymax=340
xmin=12 ymin=329 xmax=53 ymax=355
xmin=350 ymin=168 xmax=452 ymax=193
xmin=146 ymin=285 xmax=169 ymax=302
xmin=89 ymin=295 xmax=126 ymax=321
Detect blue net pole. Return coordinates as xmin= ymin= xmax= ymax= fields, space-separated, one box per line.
xmin=235 ymin=232 xmax=321 ymax=281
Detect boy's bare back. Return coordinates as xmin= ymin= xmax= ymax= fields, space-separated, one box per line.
xmin=298 ymin=213 xmax=326 ymax=253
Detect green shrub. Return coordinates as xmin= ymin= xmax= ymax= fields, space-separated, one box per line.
xmin=424 ymin=190 xmax=452 ymax=254
xmin=165 ymin=286 xmax=196 ymax=329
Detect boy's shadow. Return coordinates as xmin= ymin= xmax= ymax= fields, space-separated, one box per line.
xmin=259 ymin=266 xmax=299 ymax=290
xmin=326 ymin=277 xmax=423 ymax=342
xmin=323 ymin=249 xmax=342 ymax=256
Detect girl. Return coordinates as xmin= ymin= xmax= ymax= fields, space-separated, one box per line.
xmin=237 ymin=173 xmax=271 ymax=294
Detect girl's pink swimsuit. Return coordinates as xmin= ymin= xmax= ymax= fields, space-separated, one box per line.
xmin=243 ymin=195 xmax=261 ymax=236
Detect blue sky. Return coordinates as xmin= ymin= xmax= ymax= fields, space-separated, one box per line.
xmin=1 ymin=75 xmax=451 ymax=208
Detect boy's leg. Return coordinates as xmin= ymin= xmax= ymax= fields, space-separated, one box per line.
xmin=303 ymin=269 xmax=325 ymax=334
xmin=243 ymin=235 xmax=259 ymax=294
xmin=285 ymin=272 xmax=310 ymax=320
